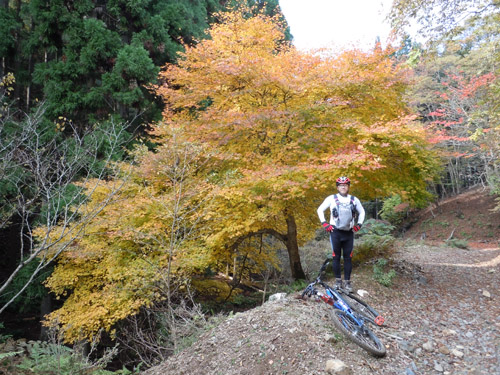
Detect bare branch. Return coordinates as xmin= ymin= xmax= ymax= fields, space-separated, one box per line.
xmin=0 ymin=99 xmax=133 ymax=313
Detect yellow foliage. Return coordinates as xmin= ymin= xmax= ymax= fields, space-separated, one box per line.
xmin=191 ymin=278 xmax=235 ymax=302
xmin=153 ymin=6 xmax=440 ymax=278
xmin=40 ymin=7 xmax=440 ymax=342
xmin=40 ymin=147 xmax=212 ymax=342
xmin=1 ymin=72 xmax=15 ymax=90
xmin=155 ymin=8 xmax=438 ymax=203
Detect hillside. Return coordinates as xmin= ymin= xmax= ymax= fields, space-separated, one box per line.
xmin=143 ymin=187 xmax=499 ymax=375
xmin=402 ymin=186 xmax=500 ymax=247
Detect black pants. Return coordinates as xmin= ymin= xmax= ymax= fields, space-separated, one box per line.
xmin=329 ymin=229 xmax=354 ymax=280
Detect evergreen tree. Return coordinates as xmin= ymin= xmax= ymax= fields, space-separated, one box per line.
xmin=1 ymin=0 xmax=289 ymax=129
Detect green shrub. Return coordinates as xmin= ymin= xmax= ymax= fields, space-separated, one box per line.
xmin=353 ymin=219 xmax=395 ymax=264
xmin=359 ymin=219 xmax=395 ymax=236
xmin=284 ymin=279 xmax=309 ymax=293
xmin=379 ymin=195 xmax=408 ymax=225
xmin=16 ymin=341 xmax=132 ymax=375
xmin=372 ymin=258 xmax=396 ymax=287
xmin=446 ymin=238 xmax=469 ymax=249
xmin=231 ymin=292 xmax=262 ymax=307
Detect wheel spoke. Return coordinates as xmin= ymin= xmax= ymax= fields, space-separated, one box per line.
xmin=330 ymin=309 xmax=386 ymax=357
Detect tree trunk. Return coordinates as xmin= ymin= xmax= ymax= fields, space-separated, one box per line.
xmin=284 ymin=210 xmax=306 ymax=280
xmin=229 ymin=214 xmax=306 ymax=281
xmin=12 ymin=0 xmax=23 ymax=106
xmin=39 ymin=294 xmax=52 ymax=340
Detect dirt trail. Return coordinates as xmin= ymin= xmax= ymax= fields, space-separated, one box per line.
xmin=381 ymin=243 xmax=500 ymax=375
xmin=143 ymin=242 xmax=500 ymax=375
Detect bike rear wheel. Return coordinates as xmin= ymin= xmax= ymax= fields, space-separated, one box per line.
xmin=330 ymin=309 xmax=386 ymax=357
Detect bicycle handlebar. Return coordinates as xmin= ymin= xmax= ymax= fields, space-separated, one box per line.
xmin=316 ymin=258 xmax=332 ymax=280
xmin=301 ymin=261 xmax=332 ymax=299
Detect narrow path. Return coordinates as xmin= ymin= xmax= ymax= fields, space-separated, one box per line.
xmin=420 ymin=247 xmax=500 ymax=268
xmin=374 ymin=244 xmax=500 ymax=375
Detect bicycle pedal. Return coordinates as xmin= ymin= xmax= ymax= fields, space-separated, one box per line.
xmin=374 ymin=315 xmax=385 ymax=326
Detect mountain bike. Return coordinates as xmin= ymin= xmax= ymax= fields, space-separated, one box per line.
xmin=301 ymin=258 xmax=386 ymax=357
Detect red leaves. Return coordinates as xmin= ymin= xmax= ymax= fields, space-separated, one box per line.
xmin=428 ymin=109 xmax=445 ymax=117
xmin=425 ymin=69 xmax=498 ymax=159
xmin=443 ymin=72 xmax=496 ymax=100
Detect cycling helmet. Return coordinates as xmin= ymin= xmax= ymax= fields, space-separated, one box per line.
xmin=336 ymin=176 xmax=350 ymax=186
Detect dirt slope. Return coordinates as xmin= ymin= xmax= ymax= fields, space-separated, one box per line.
xmin=143 ymin=247 xmax=499 ymax=375
xmin=402 ymin=186 xmax=500 ymax=248
xmin=143 ymin=188 xmax=500 ymax=375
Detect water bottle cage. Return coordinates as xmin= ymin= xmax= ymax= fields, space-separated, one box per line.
xmin=319 ymin=293 xmax=334 ymax=306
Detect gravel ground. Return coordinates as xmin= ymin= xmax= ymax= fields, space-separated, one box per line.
xmin=383 ymin=244 xmax=500 ymax=375
xmin=143 ymin=243 xmax=500 ymax=375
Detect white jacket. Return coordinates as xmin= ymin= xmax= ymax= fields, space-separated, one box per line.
xmin=317 ymin=194 xmax=365 ymax=229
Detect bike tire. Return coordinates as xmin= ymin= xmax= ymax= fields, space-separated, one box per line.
xmin=341 ymin=293 xmax=381 ymax=324
xmin=329 ymin=309 xmax=386 ymax=357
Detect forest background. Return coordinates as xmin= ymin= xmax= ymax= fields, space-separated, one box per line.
xmin=0 ymin=0 xmax=499 ymax=373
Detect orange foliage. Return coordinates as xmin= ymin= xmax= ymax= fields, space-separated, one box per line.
xmin=152 ymin=7 xmax=439 ymax=267
xmin=41 ymin=7 xmax=440 ymax=342
xmin=154 ymin=8 xmax=437 ymax=202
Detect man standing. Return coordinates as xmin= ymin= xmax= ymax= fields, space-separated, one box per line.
xmin=317 ymin=176 xmax=365 ymax=293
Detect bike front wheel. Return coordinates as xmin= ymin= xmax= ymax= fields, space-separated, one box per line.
xmin=341 ymin=292 xmax=383 ymax=325
xmin=330 ymin=309 xmax=386 ymax=357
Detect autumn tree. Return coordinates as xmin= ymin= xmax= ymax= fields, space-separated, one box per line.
xmin=156 ymin=8 xmax=440 ymax=280
xmin=39 ymin=127 xmax=218 ymax=343
xmin=37 ymin=7 xmax=440 ymax=344
xmin=420 ymin=66 xmax=496 ymax=195
xmin=391 ymin=2 xmax=500 ymax=198
xmin=0 ymin=1 xmax=292 ymax=341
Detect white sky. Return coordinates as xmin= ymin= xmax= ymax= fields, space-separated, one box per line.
xmin=279 ymin=0 xmax=395 ymax=52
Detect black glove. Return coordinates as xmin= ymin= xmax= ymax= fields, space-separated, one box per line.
xmin=322 ymin=222 xmax=334 ymax=232
xmin=353 ymin=223 xmax=362 ymax=232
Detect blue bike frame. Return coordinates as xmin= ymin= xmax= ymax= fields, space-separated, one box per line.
xmin=302 ymin=258 xmax=384 ymax=328
xmin=301 ymin=258 xmax=387 ymax=357
xmin=311 ymin=280 xmax=366 ymax=328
